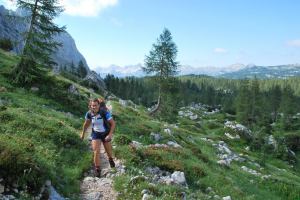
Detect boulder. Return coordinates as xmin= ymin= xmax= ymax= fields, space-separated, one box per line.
xmin=150 ymin=132 xmax=162 ymax=142
xmin=0 ymin=86 xmax=7 ymax=92
xmin=171 ymin=171 xmax=186 ymax=186
xmin=167 ymin=141 xmax=182 ymax=148
xmin=130 ymin=141 xmax=143 ymax=149
xmin=142 ymin=193 xmax=153 ymax=200
xmin=85 ymin=192 xmax=101 ymax=200
xmin=0 ymin=184 xmax=4 ymax=194
xmin=141 ymin=189 xmax=149 ymax=195
xmin=241 ymin=166 xmax=261 ymax=176
xmin=164 ymin=128 xmax=172 ymax=135
xmin=30 ymin=87 xmax=39 ymax=92
xmin=224 ymin=121 xmax=253 ymax=141
xmin=49 ymin=186 xmax=65 ymax=200
xmin=68 ymin=84 xmax=79 ymax=95
xmin=266 ymin=135 xmax=277 ymax=150
xmin=189 ymin=114 xmax=198 ymax=120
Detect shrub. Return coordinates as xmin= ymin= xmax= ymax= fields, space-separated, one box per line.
xmin=190 ymin=146 xmax=209 ymax=163
xmin=190 ymin=164 xmax=206 ymax=177
xmin=285 ymin=133 xmax=300 ymax=152
xmin=0 ymin=38 xmax=13 ymax=51
xmin=141 ymin=146 xmax=185 ymax=171
xmin=114 ymin=134 xmax=132 ymax=145
xmin=0 ymin=135 xmax=48 ymax=194
xmin=206 ymin=121 xmax=221 ymax=129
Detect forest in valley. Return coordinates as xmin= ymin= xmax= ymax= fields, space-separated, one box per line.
xmin=104 ymin=75 xmax=300 ymax=135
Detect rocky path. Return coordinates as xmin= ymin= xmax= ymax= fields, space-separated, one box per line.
xmin=80 ymin=144 xmax=124 ymax=200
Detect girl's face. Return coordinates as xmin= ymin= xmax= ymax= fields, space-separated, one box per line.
xmin=91 ymin=101 xmax=100 ymax=113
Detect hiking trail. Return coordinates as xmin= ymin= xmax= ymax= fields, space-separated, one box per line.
xmin=80 ymin=131 xmax=125 ymax=200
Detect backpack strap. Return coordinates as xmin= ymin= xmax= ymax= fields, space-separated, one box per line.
xmin=99 ymin=109 xmax=110 ymax=132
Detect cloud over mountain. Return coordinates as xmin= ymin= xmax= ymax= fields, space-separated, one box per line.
xmin=60 ymin=0 xmax=118 ymax=17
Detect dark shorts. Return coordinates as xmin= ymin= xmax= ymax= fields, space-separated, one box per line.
xmin=91 ymin=131 xmax=109 ymax=142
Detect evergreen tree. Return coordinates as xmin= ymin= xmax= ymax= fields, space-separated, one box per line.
xmin=70 ymin=61 xmax=75 ymax=75
xmin=77 ymin=60 xmax=87 ymax=78
xmin=279 ymin=84 xmax=296 ymax=130
xmin=249 ymin=77 xmax=262 ymax=126
xmin=268 ymin=85 xmax=282 ymax=122
xmin=12 ymin=0 xmax=65 ymax=84
xmin=159 ymin=77 xmax=181 ymax=122
xmin=142 ymin=28 xmax=179 ymax=115
xmin=236 ymin=80 xmax=251 ymax=126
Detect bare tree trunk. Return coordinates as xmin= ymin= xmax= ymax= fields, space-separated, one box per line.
xmin=150 ymin=85 xmax=161 ymax=115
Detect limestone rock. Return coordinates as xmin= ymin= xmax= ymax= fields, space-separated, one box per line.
xmin=0 ymin=184 xmax=4 ymax=194
xmin=30 ymin=87 xmax=39 ymax=92
xmin=142 ymin=193 xmax=152 ymax=200
xmin=167 ymin=141 xmax=182 ymax=148
xmin=0 ymin=87 xmax=7 ymax=93
xmin=223 ymin=196 xmax=231 ymax=200
xmin=150 ymin=132 xmax=162 ymax=142
xmin=68 ymin=84 xmax=79 ymax=95
xmin=171 ymin=171 xmax=186 ymax=186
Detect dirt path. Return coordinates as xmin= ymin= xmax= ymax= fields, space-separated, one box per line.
xmin=80 ymin=143 xmax=124 ymax=200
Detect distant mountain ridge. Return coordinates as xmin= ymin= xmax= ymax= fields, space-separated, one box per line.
xmin=95 ymin=63 xmax=300 ymax=79
xmin=219 ymin=64 xmax=300 ymax=79
xmin=95 ymin=64 xmax=145 ymax=78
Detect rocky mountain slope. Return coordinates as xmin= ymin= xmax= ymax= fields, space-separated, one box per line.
xmin=0 ymin=5 xmax=89 ymax=71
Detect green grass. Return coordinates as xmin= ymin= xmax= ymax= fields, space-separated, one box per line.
xmin=1 ymin=49 xmax=300 ymax=199
xmin=0 ymin=50 xmax=92 ymax=198
xmin=112 ymin=100 xmax=300 ymax=199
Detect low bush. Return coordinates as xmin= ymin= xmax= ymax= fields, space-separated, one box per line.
xmin=0 ymin=38 xmax=13 ymax=51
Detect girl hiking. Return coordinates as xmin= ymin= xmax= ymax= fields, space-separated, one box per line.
xmin=81 ymin=98 xmax=116 ymax=177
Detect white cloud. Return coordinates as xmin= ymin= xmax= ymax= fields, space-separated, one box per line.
xmin=214 ymin=48 xmax=228 ymax=53
xmin=0 ymin=0 xmax=118 ymax=16
xmin=287 ymin=39 xmax=300 ymax=47
xmin=0 ymin=0 xmax=17 ymax=10
xmin=60 ymin=0 xmax=118 ymax=17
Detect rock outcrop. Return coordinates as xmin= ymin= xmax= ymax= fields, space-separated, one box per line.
xmin=0 ymin=5 xmax=89 ymax=72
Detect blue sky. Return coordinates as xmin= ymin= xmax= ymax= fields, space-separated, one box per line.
xmin=2 ymin=0 xmax=300 ymax=70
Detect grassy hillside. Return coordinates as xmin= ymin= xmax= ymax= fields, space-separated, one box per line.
xmin=112 ymin=104 xmax=300 ymax=200
xmin=0 ymin=49 xmax=95 ymax=198
xmin=0 ymin=49 xmax=299 ymax=199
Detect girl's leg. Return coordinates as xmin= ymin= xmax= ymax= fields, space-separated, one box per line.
xmin=92 ymin=139 xmax=101 ymax=167
xmin=103 ymin=141 xmax=113 ymax=159
xmin=103 ymin=141 xmax=115 ymax=167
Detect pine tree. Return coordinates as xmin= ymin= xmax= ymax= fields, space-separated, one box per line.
xmin=279 ymin=84 xmax=296 ymax=130
xmin=12 ymin=0 xmax=65 ymax=84
xmin=249 ymin=77 xmax=262 ymax=126
xmin=70 ymin=61 xmax=75 ymax=74
xmin=143 ymin=28 xmax=179 ymax=115
xmin=77 ymin=60 xmax=87 ymax=78
xmin=236 ymin=80 xmax=251 ymax=126
xmin=268 ymin=85 xmax=282 ymax=122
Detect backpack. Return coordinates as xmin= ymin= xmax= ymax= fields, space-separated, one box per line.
xmin=99 ymin=102 xmax=111 ymax=133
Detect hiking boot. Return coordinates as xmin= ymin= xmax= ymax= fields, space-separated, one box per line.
xmin=109 ymin=158 xmax=115 ymax=168
xmin=94 ymin=167 xmax=101 ymax=177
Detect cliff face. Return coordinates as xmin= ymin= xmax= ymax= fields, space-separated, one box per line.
xmin=0 ymin=5 xmax=89 ymax=71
